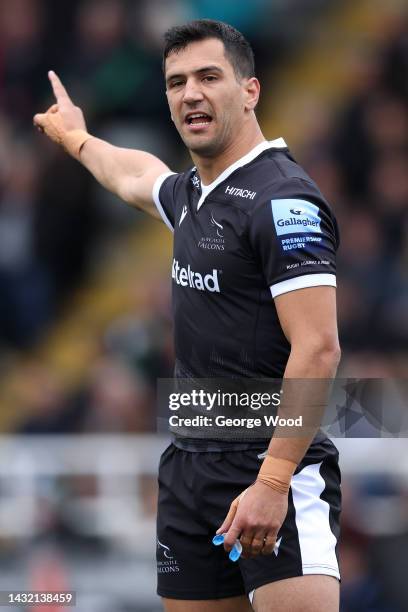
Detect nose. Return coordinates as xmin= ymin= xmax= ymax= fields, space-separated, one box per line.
xmin=182 ymin=78 xmax=204 ymax=105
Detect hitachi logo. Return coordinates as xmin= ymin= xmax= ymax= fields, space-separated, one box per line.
xmin=172 ymin=259 xmax=220 ymax=293
xmin=225 ymin=185 xmax=256 ymax=199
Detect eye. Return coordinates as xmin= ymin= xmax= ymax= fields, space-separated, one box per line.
xmin=169 ymin=80 xmax=184 ymax=89
xmin=203 ymin=75 xmax=217 ymax=82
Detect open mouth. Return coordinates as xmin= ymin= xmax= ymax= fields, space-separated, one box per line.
xmin=185 ymin=112 xmax=213 ymax=127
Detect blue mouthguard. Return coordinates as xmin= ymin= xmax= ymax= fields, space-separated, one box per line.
xmin=212 ymin=533 xmax=243 ymax=562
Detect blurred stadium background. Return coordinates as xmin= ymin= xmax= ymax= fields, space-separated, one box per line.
xmin=0 ymin=0 xmax=407 ymax=610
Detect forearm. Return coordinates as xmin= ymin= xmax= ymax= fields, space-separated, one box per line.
xmin=266 ymin=344 xmax=340 ymax=465
xmin=79 ymin=137 xmax=169 ymax=208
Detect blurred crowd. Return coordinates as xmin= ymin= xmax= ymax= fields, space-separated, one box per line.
xmin=0 ymin=1 xmax=407 ymax=610
xmin=302 ymin=20 xmax=408 ymax=375
xmin=0 ymin=0 xmax=334 ymax=350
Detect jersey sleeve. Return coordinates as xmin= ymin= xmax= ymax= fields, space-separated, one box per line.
xmin=248 ymin=178 xmax=339 ymax=298
xmin=152 ymin=172 xmax=179 ymax=231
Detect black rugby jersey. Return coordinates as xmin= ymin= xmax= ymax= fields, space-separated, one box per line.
xmin=152 ymin=139 xmax=339 ymax=382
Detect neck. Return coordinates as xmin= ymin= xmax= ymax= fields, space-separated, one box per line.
xmin=190 ymin=123 xmax=265 ymax=185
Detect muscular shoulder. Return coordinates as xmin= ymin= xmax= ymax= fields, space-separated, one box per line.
xmin=257 ymin=150 xmax=329 ymax=211
xmin=214 ymin=148 xmax=329 ymax=216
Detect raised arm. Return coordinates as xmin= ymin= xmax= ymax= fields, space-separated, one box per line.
xmin=33 ymin=71 xmax=170 ymax=220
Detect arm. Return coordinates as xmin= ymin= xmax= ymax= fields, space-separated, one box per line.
xmin=33 ymin=71 xmax=170 ymax=220
xmin=79 ymin=139 xmax=170 ymax=218
xmin=218 ymin=286 xmax=340 ymax=558
xmin=267 ymin=284 xmax=341 ymax=463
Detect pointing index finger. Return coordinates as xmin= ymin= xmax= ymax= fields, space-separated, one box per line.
xmin=48 ymin=70 xmax=72 ymax=104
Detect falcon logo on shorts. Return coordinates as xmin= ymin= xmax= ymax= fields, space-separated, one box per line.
xmin=157 ymin=539 xmax=173 ymax=559
xmin=157 ymin=539 xmax=181 ymax=573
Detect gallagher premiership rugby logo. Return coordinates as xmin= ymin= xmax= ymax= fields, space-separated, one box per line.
xmin=271 ymin=199 xmax=322 ymax=236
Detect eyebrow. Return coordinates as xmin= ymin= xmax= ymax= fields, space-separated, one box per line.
xmin=166 ymin=65 xmax=223 ymax=85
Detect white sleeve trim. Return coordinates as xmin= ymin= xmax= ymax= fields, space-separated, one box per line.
xmin=152 ymin=172 xmax=176 ymax=232
xmin=270 ymin=273 xmax=336 ymax=298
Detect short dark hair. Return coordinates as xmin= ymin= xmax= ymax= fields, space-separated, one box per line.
xmin=163 ymin=19 xmax=255 ymax=79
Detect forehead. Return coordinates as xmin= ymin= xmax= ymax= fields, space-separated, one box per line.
xmin=165 ymin=38 xmax=233 ymax=77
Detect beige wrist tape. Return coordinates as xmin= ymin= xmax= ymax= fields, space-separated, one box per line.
xmin=38 ymin=108 xmax=92 ymax=160
xmin=256 ymin=455 xmax=297 ymax=495
xmin=63 ymin=129 xmax=93 ymax=160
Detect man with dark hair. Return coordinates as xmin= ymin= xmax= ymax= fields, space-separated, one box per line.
xmin=34 ymin=19 xmax=341 ymax=612
xmin=163 ymin=20 xmax=255 ymax=79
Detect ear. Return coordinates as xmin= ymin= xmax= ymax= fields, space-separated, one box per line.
xmin=243 ymin=77 xmax=260 ymax=112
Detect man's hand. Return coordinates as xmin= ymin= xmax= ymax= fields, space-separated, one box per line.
xmin=33 ymin=71 xmax=90 ymax=159
xmin=32 ymin=71 xmax=170 ymax=218
xmin=217 ymin=481 xmax=288 ymax=559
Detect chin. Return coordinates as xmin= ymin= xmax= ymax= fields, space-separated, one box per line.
xmin=185 ymin=136 xmax=222 ymax=158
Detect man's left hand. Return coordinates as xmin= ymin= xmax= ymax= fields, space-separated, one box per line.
xmin=217 ymin=481 xmax=288 ymax=558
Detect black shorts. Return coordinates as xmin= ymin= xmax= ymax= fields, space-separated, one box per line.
xmin=156 ymin=439 xmax=341 ymax=601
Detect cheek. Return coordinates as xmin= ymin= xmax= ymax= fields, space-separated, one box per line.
xmin=220 ymin=98 xmax=242 ymax=128
xmin=222 ymin=91 xmax=244 ymax=119
xmin=166 ymin=96 xmax=179 ymax=124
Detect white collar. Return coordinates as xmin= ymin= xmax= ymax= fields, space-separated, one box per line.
xmin=196 ymin=138 xmax=287 ymax=210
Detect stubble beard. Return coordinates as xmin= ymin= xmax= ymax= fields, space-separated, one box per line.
xmin=187 ymin=137 xmax=223 ymax=158
xmin=182 ymin=119 xmax=232 ymax=159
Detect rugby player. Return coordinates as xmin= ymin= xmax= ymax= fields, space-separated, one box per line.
xmin=34 ymin=20 xmax=341 ymax=612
